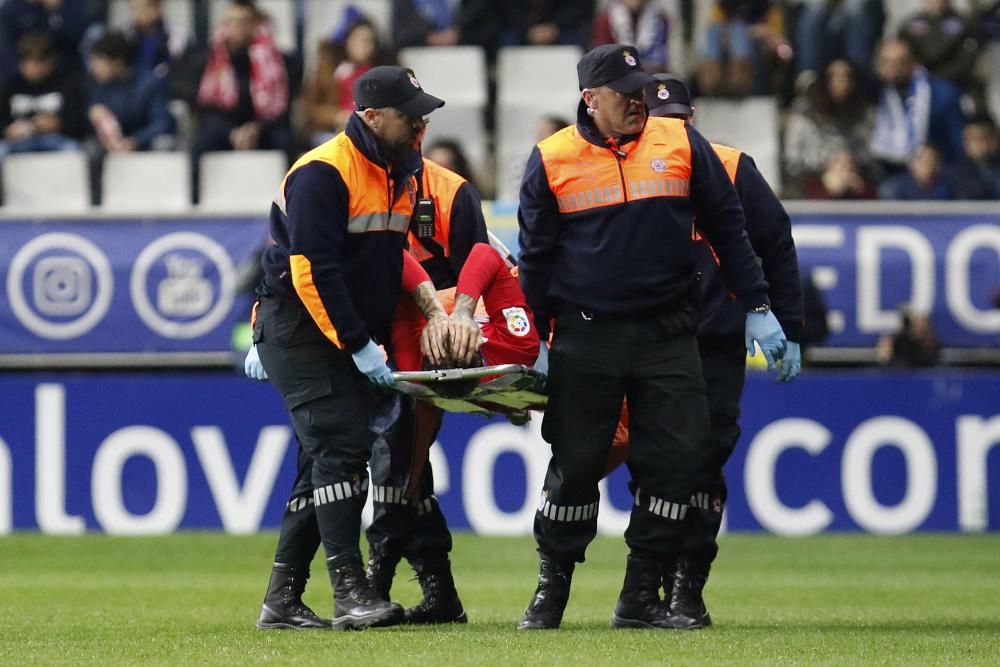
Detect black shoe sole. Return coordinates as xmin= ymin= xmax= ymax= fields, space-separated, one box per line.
xmin=610 ymin=612 xmax=703 ymax=630
xmin=516 ymin=618 xmax=560 ymax=631
xmin=256 ymin=621 xmax=332 ymax=630
xmin=331 ymin=605 xmax=404 ymax=631
xmin=404 ymin=610 xmax=469 ymax=625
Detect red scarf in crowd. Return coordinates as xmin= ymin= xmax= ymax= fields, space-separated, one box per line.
xmin=197 ymin=22 xmax=288 ymax=122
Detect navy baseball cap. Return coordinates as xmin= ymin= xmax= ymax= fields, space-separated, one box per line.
xmin=353 ymin=65 xmax=445 ymax=116
xmin=577 ymin=44 xmax=654 ymax=94
xmin=645 ymin=74 xmax=694 ymax=117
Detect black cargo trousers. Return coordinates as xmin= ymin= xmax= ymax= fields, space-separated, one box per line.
xmin=253 ymin=283 xmax=379 ymax=567
xmin=679 ymin=334 xmax=747 ymax=564
xmin=365 ymin=398 xmax=453 ymax=567
xmin=534 ymin=307 xmax=710 ymax=563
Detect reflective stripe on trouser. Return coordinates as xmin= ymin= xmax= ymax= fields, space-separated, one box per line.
xmin=314 ymin=477 xmax=370 ymax=506
xmin=636 ymin=490 xmax=689 ymax=520
xmin=372 ymin=485 xmax=438 ymax=516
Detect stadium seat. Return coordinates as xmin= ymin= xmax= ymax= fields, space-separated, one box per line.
xmin=1 ymin=153 xmax=90 ymax=215
xmin=101 ymin=152 xmax=191 ymax=214
xmin=399 ymin=46 xmax=487 ymax=108
xmin=303 ymin=0 xmax=391 ymax=74
xmin=198 ymin=150 xmax=287 ymax=215
xmin=692 ymin=96 xmax=782 ymax=193
xmin=399 ymin=46 xmax=489 ymax=188
xmin=209 ymin=0 xmax=297 ymax=53
xmin=108 ymin=0 xmax=195 ymax=45
xmin=495 ymin=46 xmax=583 ymax=201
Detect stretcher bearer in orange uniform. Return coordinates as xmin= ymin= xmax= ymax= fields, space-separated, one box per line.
xmin=516 ymin=44 xmax=788 ymax=632
xmin=251 ymin=65 xmax=446 ymax=631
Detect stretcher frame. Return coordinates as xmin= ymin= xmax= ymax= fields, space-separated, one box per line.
xmin=391 ymin=364 xmax=547 ymax=418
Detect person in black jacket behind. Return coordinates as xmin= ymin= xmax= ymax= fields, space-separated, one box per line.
xmin=642 ymin=73 xmax=803 ymax=627
xmin=0 ymin=32 xmax=88 ymax=158
xmin=516 ymin=44 xmax=787 ymax=632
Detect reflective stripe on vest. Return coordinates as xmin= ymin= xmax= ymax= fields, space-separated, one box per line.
xmin=537 ymin=117 xmax=693 ymax=215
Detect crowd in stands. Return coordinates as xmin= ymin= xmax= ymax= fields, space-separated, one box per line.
xmin=1 ymin=0 xmax=1000 ymax=203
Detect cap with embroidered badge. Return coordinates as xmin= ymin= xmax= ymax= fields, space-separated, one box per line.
xmin=353 ymin=65 xmax=445 ymax=116
xmin=644 ymin=74 xmax=694 ymax=118
xmin=577 ymin=43 xmax=655 ymax=94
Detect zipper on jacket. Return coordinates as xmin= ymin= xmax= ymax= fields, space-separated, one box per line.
xmin=608 ymin=137 xmax=628 ymax=202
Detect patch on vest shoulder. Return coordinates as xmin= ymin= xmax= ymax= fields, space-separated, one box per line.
xmin=502 ymin=307 xmax=531 ymax=337
xmin=651 ymin=158 xmax=668 ymax=173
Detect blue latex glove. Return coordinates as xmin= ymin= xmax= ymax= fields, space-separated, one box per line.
xmin=776 ymin=341 xmax=801 ymax=383
xmin=352 ymin=340 xmax=395 ymax=388
xmin=244 ymin=344 xmax=268 ymax=381
xmin=745 ymin=310 xmax=787 ymax=370
xmin=533 ymin=341 xmax=549 ymax=375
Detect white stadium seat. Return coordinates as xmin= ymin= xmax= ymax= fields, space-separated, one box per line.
xmin=198 ymin=150 xmax=287 ymax=215
xmin=692 ymin=96 xmax=782 ymax=193
xmin=2 ymin=153 xmax=90 ymax=215
xmin=400 ymin=46 xmax=489 ymax=187
xmin=101 ymin=152 xmax=191 ymax=214
xmin=495 ymin=46 xmax=583 ymax=201
xmin=399 ymin=46 xmax=487 ymax=108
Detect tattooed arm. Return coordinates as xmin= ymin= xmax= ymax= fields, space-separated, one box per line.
xmin=449 ymin=293 xmax=482 ymax=366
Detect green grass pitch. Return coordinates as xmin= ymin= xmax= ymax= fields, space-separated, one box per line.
xmin=1 ymin=533 xmax=998 ymax=665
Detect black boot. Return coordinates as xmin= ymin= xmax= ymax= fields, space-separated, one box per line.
xmin=329 ymin=553 xmax=404 ymax=630
xmin=517 ymin=556 xmax=574 ymax=630
xmin=366 ymin=549 xmax=402 ymax=602
xmin=671 ymin=556 xmax=712 ymax=627
xmin=404 ymin=558 xmax=468 ymax=624
xmin=257 ymin=564 xmax=332 ymax=630
xmin=611 ymin=554 xmax=701 ymax=630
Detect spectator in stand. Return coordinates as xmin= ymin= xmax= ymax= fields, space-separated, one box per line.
xmin=424 ymin=137 xmax=478 ymax=189
xmin=876 ymin=307 xmax=941 ymax=368
xmin=898 ymin=0 xmax=981 ymax=92
xmin=303 ymin=9 xmax=394 ymax=146
xmin=456 ymin=0 xmax=502 ymax=62
xmin=879 ymin=144 xmax=954 ymax=200
xmin=117 ymin=0 xmax=191 ymax=80
xmin=191 ymin=0 xmax=291 ymax=185
xmin=0 ymin=32 xmax=88 ymax=158
xmin=953 ymin=117 xmax=1000 ymax=200
xmin=870 ymin=39 xmax=965 ymax=173
xmin=87 ymin=31 xmax=175 ymax=153
xmin=593 ymin=0 xmax=671 ymax=73
xmin=696 ymin=0 xmax=792 ymax=97
xmin=794 ymin=0 xmax=880 ymax=82
xmin=392 ymin=0 xmax=459 ymax=49
xmin=783 ymin=59 xmax=873 ymax=196
xmin=802 ymin=149 xmax=877 ymax=200
xmin=497 ymin=0 xmax=595 ymax=50
xmin=0 ymin=0 xmax=100 ymax=83
xmin=536 ymin=114 xmax=569 ymax=142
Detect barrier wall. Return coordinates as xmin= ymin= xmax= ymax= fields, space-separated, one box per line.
xmin=1 ymin=371 xmax=997 ymax=535
xmin=2 ymin=205 xmax=998 ymax=361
